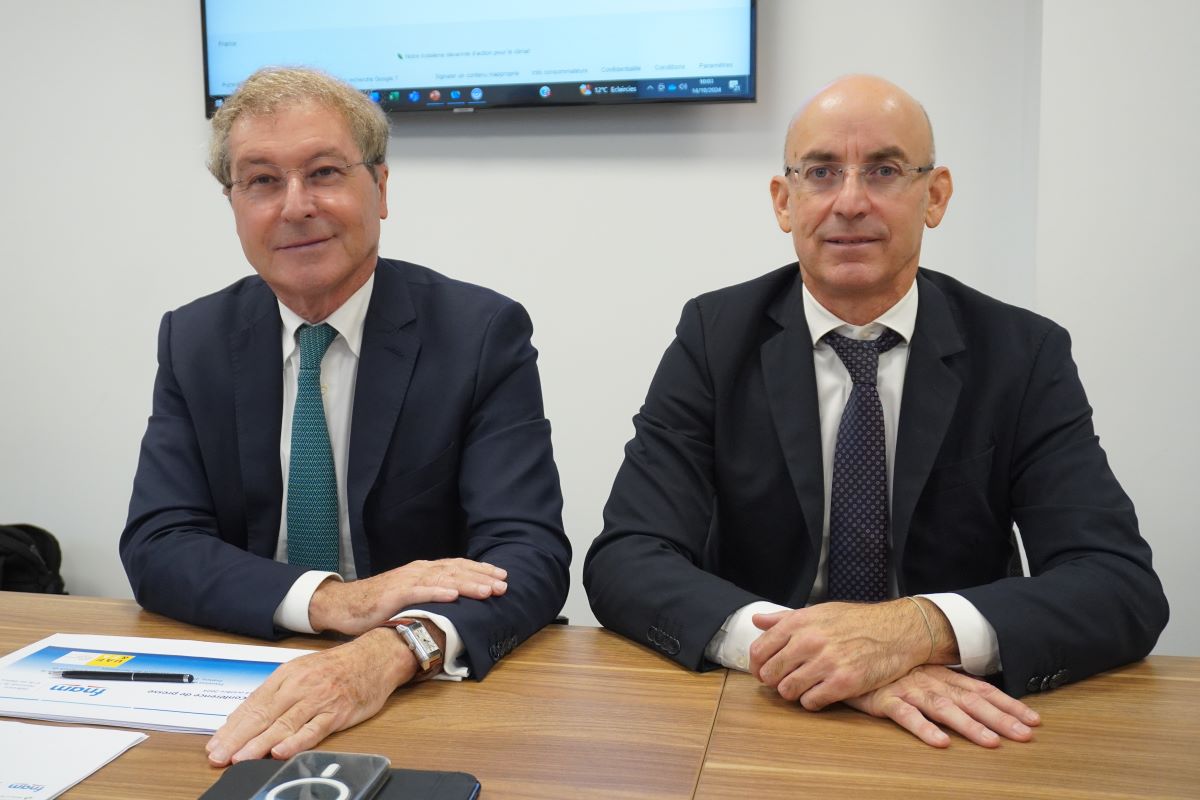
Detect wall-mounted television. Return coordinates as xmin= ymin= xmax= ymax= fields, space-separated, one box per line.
xmin=201 ymin=1 xmax=756 ymax=117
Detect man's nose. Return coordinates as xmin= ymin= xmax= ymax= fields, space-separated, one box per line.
xmin=279 ymin=172 xmax=318 ymax=221
xmin=830 ymin=168 xmax=872 ymax=218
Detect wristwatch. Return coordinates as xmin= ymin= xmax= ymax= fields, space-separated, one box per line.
xmin=390 ymin=618 xmax=444 ymax=680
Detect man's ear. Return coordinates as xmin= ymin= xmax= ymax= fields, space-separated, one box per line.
xmin=770 ymin=174 xmax=793 ymax=233
xmin=376 ymin=163 xmax=390 ymax=220
xmin=924 ymin=166 xmax=953 ymax=228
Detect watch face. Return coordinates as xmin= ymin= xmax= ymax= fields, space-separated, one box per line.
xmin=405 ymin=622 xmax=439 ymax=653
xmin=398 ymin=621 xmax=442 ymax=676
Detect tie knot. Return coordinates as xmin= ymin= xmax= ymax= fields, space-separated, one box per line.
xmin=297 ymin=323 xmax=338 ymax=370
xmin=823 ymin=329 xmax=902 ymax=385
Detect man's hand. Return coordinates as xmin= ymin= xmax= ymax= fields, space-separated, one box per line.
xmin=844 ymin=665 xmax=1040 ymax=748
xmin=749 ymin=599 xmax=955 ymax=709
xmin=206 ymin=627 xmax=419 ymax=766
xmin=309 ymin=558 xmax=508 ymax=635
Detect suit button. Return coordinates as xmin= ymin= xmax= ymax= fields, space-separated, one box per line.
xmin=1040 ymin=675 xmax=1053 ymax=692
xmin=1050 ymin=669 xmax=1069 ymax=689
xmin=648 ymin=627 xmax=666 ymax=649
xmin=1026 ymin=676 xmax=1043 ymax=693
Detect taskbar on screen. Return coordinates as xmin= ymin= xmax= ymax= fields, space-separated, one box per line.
xmin=206 ymin=75 xmax=753 ymax=116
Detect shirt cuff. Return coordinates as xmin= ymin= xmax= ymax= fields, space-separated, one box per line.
xmin=272 ymin=571 xmax=342 ymax=634
xmin=703 ymin=600 xmax=792 ymax=672
xmin=920 ymin=592 xmax=1002 ymax=675
xmin=394 ymin=610 xmax=466 ymax=682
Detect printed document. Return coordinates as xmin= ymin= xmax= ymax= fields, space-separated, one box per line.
xmin=0 ymin=720 xmax=145 ymax=800
xmin=0 ymin=634 xmax=313 ymax=734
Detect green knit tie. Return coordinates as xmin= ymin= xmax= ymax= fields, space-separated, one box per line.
xmin=286 ymin=323 xmax=340 ymax=572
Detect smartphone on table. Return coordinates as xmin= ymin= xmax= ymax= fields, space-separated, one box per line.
xmin=250 ymin=751 xmax=390 ymax=800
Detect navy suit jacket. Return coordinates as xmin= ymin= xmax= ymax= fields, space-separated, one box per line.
xmin=584 ymin=265 xmax=1168 ymax=697
xmin=121 ymin=258 xmax=570 ymax=678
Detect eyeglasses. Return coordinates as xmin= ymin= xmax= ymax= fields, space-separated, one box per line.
xmin=783 ymin=160 xmax=935 ymax=196
xmin=228 ymin=160 xmax=375 ymax=203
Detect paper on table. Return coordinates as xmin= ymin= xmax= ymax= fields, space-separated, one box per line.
xmin=0 ymin=634 xmax=314 ymax=734
xmin=0 ymin=720 xmax=146 ymax=800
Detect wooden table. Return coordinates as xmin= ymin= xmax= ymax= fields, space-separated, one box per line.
xmin=2 ymin=593 xmax=1197 ymax=799
xmin=695 ymin=661 xmax=1200 ymax=800
xmin=0 ymin=593 xmax=725 ymax=799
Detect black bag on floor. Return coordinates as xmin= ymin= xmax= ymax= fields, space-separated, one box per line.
xmin=0 ymin=524 xmax=67 ymax=594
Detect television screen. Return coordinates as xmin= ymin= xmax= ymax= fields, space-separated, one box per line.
xmin=201 ymin=1 xmax=755 ymax=116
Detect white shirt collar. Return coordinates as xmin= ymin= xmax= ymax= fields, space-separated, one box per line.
xmin=279 ymin=272 xmax=375 ymax=360
xmin=801 ymin=277 xmax=919 ymax=346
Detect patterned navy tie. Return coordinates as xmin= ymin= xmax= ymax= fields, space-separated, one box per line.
xmin=286 ymin=323 xmax=340 ymax=572
xmin=824 ymin=328 xmax=902 ymax=602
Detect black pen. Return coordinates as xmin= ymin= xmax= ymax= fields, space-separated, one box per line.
xmin=54 ymin=670 xmax=194 ymax=683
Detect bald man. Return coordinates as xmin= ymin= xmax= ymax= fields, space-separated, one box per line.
xmin=584 ymin=76 xmax=1167 ymax=747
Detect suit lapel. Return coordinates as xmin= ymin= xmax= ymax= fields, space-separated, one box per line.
xmin=347 ymin=260 xmax=421 ymax=576
xmin=761 ymin=272 xmax=825 ymax=575
xmin=229 ymin=282 xmax=284 ymax=558
xmin=891 ymin=273 xmax=965 ymax=589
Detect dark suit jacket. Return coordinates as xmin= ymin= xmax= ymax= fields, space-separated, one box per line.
xmin=584 ymin=265 xmax=1168 ymax=697
xmin=121 ymin=258 xmax=570 ymax=678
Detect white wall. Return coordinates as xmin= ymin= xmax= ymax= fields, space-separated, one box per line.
xmin=0 ymin=1 xmax=1191 ymax=654
xmin=1036 ymin=0 xmax=1200 ymax=656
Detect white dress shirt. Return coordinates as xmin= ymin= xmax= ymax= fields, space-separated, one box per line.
xmin=705 ymin=280 xmax=1001 ymax=676
xmin=269 ymin=274 xmax=467 ymax=679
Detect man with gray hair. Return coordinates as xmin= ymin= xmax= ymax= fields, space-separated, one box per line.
xmin=121 ymin=67 xmax=570 ymax=765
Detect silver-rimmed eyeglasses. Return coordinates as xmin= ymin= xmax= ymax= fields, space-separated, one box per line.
xmin=783 ymin=160 xmax=935 ymax=196
xmin=228 ymin=160 xmax=375 ymax=203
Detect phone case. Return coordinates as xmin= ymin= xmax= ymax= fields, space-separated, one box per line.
xmin=250 ymin=751 xmax=390 ymax=800
xmin=199 ymin=757 xmax=482 ymax=800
